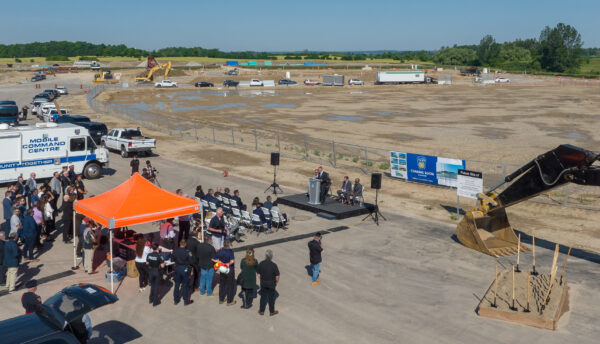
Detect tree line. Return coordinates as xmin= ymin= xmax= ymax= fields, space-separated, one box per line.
xmin=0 ymin=23 xmax=596 ymax=74
xmin=431 ymin=23 xmax=593 ymax=73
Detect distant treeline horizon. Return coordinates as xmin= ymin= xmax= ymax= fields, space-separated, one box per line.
xmin=1 ymin=23 xmax=598 ymax=74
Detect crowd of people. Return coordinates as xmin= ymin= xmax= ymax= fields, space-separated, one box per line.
xmin=1 ymin=158 xmax=330 ymax=329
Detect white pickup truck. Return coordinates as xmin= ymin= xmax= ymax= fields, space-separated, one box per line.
xmin=101 ymin=128 xmax=156 ymax=158
xmin=155 ymin=80 xmax=177 ymax=88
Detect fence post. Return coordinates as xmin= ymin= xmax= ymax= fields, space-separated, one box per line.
xmin=231 ymin=126 xmax=235 ymax=146
xmin=212 ymin=126 xmax=216 ymax=144
xmin=365 ymin=146 xmax=369 ymax=175
xmin=564 ymin=184 xmax=568 ymax=206
xmin=277 ymin=132 xmax=280 ymax=153
xmin=194 ymin=122 xmax=198 ymax=141
xmin=304 ymin=136 xmax=308 ymax=160
xmin=332 ymin=140 xmax=336 ymax=168
xmin=254 ymin=128 xmax=258 ymax=151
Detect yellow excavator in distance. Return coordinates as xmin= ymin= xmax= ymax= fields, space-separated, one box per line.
xmin=92 ymin=70 xmax=117 ymax=84
xmin=457 ymin=144 xmax=600 ymax=257
xmin=135 ymin=60 xmax=172 ymax=83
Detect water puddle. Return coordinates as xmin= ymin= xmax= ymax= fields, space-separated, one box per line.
xmin=551 ymin=132 xmax=586 ymax=139
xmin=326 ymin=115 xmax=364 ymax=122
xmin=262 ymin=103 xmax=296 ymax=108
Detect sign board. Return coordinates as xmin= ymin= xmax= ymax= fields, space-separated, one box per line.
xmin=390 ymin=151 xmax=465 ymax=188
xmin=457 ymin=169 xmax=483 ymax=199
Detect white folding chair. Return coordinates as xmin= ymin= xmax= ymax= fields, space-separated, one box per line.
xmin=251 ymin=213 xmax=266 ymax=233
xmin=261 ymin=207 xmax=271 ymax=220
xmin=230 ymin=199 xmax=239 ymax=209
xmin=270 ymin=210 xmax=284 ymax=230
xmin=209 ymin=202 xmax=217 ymax=212
xmin=222 ymin=197 xmax=230 ymax=206
xmin=231 ymin=207 xmax=242 ymax=220
xmin=241 ymin=210 xmax=252 ymax=230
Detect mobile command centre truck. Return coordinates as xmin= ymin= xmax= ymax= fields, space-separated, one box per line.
xmin=0 ymin=122 xmax=109 ymax=183
xmin=375 ymin=71 xmax=425 ymax=84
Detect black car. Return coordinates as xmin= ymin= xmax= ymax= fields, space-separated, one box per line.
xmin=278 ymin=79 xmax=298 ymax=86
xmin=0 ymin=283 xmax=118 ymax=344
xmin=194 ymin=81 xmax=214 ymax=87
xmin=38 ymin=92 xmax=55 ymax=101
xmin=55 ymin=115 xmax=108 ymax=144
xmin=223 ymin=79 xmax=239 ymax=87
xmin=44 ymin=89 xmax=60 ymax=98
xmin=31 ymin=74 xmax=46 ymax=82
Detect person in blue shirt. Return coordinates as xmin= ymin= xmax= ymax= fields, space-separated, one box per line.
xmin=3 ymin=232 xmax=20 ymax=293
xmin=253 ymin=203 xmax=272 ymax=233
xmin=204 ymin=189 xmax=221 ymax=208
xmin=263 ymin=196 xmax=273 ymax=210
xmin=212 ymin=240 xmax=236 ymax=305
xmin=29 ymin=189 xmax=40 ymax=209
xmin=22 ymin=210 xmax=39 ymax=262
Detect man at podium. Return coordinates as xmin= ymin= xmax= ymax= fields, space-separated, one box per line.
xmin=316 ymin=166 xmax=331 ymax=203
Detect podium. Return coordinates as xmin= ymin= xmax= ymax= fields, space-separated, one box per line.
xmin=308 ymin=178 xmax=321 ymax=205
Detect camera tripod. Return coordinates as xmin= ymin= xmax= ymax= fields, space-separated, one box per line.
xmin=265 ymin=165 xmax=283 ymax=195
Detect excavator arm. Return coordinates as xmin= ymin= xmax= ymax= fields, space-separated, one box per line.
xmin=457 ymin=144 xmax=600 ymax=257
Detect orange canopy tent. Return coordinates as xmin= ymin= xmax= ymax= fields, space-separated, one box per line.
xmin=74 ymin=172 xmax=200 ymax=229
xmin=73 ymin=173 xmax=201 ymax=291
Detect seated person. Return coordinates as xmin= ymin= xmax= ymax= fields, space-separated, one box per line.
xmin=263 ymin=195 xmax=273 ymax=210
xmin=252 ymin=203 xmax=271 ymax=233
xmin=351 ymin=178 xmax=363 ymax=206
xmin=251 ymin=197 xmax=260 ymax=211
xmin=336 ymin=176 xmax=352 ymax=204
xmin=204 ymin=189 xmax=221 ymax=208
xmin=231 ymin=190 xmax=246 ymax=210
xmin=159 ymin=218 xmax=176 ymax=249
xmin=223 ymin=187 xmax=232 ymax=200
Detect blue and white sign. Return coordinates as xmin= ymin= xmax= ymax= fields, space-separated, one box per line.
xmin=390 ymin=151 xmax=465 ymax=188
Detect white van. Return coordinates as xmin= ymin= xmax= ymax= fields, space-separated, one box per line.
xmin=0 ymin=122 xmax=109 ymax=183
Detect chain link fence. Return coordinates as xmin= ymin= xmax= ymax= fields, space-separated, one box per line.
xmin=87 ymin=84 xmax=600 ymax=211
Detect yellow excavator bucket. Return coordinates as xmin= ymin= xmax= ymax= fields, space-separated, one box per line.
xmin=457 ymin=209 xmax=529 ymax=257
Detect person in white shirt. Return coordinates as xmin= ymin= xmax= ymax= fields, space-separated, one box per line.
xmin=135 ymin=237 xmax=152 ymax=292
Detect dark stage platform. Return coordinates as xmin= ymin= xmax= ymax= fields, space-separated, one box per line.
xmin=275 ymin=193 xmax=373 ymax=220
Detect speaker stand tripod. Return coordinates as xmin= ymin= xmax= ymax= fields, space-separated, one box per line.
xmin=265 ymin=165 xmax=283 ymax=195
xmin=362 ymin=189 xmax=386 ymax=226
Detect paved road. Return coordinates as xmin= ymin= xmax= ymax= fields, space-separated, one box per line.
xmin=0 ymin=147 xmax=598 ymax=343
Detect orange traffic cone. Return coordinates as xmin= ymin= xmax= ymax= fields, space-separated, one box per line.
xmin=223 ymin=171 xmax=229 ymax=177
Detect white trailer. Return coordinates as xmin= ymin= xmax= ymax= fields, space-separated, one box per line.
xmin=322 ymin=74 xmax=344 ymax=86
xmin=376 ymin=71 xmax=425 ymax=84
xmin=0 ymin=122 xmax=109 ymax=183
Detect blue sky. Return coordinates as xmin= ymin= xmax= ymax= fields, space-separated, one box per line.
xmin=1 ymin=0 xmax=598 ymax=51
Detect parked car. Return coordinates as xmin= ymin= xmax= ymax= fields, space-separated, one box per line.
xmin=194 ymin=81 xmax=214 ymax=87
xmin=101 ymin=128 xmax=156 ymax=157
xmin=44 ymin=109 xmax=68 ymax=121
xmin=31 ymin=74 xmax=46 ymax=82
xmin=38 ymin=91 xmax=55 ymax=101
xmin=44 ymin=89 xmax=60 ymax=98
xmin=348 ymin=78 xmax=364 ymax=85
xmin=0 ymin=284 xmax=118 ymax=344
xmin=495 ymin=77 xmax=510 ymax=83
xmin=226 ymin=69 xmax=239 ymax=76
xmin=304 ymin=79 xmax=320 ymax=86
xmin=278 ymin=79 xmax=297 ymax=86
xmin=223 ymin=80 xmax=239 ymax=87
xmin=55 ymin=86 xmax=68 ymax=95
xmin=55 ymin=115 xmax=108 ymax=144
xmin=250 ymin=79 xmax=263 ymax=87
xmin=155 ymin=80 xmax=177 ymax=88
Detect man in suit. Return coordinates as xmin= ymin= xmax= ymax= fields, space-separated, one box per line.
xmin=351 ymin=178 xmax=363 ymax=206
xmin=316 ymin=166 xmax=331 ymax=204
xmin=25 ymin=173 xmax=37 ymax=209
xmin=231 ymin=190 xmax=246 ymax=211
xmin=204 ymin=189 xmax=221 ymax=209
xmin=336 ymin=176 xmax=352 ymax=204
xmin=3 ymin=191 xmax=12 ymax=237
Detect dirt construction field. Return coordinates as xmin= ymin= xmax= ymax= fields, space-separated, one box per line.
xmin=78 ymin=77 xmax=600 ymax=255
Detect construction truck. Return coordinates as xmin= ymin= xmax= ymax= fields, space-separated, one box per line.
xmin=135 ymin=59 xmax=172 ymax=83
xmin=92 ymin=70 xmax=116 ymax=84
xmin=457 ymin=144 xmax=600 ymax=257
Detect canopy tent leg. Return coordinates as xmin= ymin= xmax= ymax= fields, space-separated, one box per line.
xmin=110 ymin=230 xmax=114 ymax=293
xmin=72 ymin=210 xmax=78 ymax=270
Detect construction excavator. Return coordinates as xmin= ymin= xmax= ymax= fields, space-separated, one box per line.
xmin=457 ymin=144 xmax=600 ymax=257
xmin=135 ymin=59 xmax=172 ymax=83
